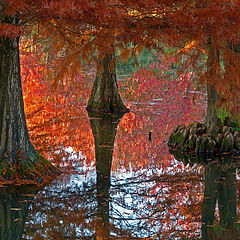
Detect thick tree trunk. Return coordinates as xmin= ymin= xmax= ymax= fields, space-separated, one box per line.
xmin=205 ymin=40 xmax=239 ymax=128
xmin=205 ymin=39 xmax=222 ymax=128
xmin=0 ymin=34 xmax=56 ymax=180
xmin=0 ymin=36 xmax=37 ymax=165
xmin=206 ymin=79 xmax=239 ymax=128
xmin=205 ymin=84 xmax=220 ymax=128
xmin=87 ymin=54 xmax=129 ymax=114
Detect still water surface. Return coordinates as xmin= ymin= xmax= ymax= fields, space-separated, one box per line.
xmin=2 ymin=56 xmax=240 ymax=239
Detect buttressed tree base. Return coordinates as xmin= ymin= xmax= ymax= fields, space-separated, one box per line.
xmin=168 ymin=121 xmax=240 ymax=155
xmin=0 ymin=8 xmax=59 ymax=185
xmin=87 ymin=54 xmax=129 ymax=114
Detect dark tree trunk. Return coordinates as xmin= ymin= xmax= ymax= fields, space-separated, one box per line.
xmin=0 ymin=36 xmax=37 ymax=165
xmin=0 ymin=30 xmax=56 ymax=180
xmin=205 ymin=40 xmax=239 ymax=128
xmin=87 ymin=54 xmax=129 ymax=114
xmin=89 ymin=112 xmax=125 ymax=238
xmin=206 ymin=77 xmax=239 ymax=128
xmin=205 ymin=39 xmax=222 ymax=128
xmin=205 ymin=84 xmax=220 ymax=128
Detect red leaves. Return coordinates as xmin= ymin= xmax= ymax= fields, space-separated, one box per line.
xmin=0 ymin=23 xmax=20 ymax=38
xmin=113 ymin=54 xmax=206 ymax=170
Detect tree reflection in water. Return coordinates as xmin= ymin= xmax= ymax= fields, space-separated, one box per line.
xmin=0 ymin=189 xmax=35 ymax=240
xmin=171 ymin=150 xmax=240 ymax=240
xmin=22 ymin=114 xmax=204 ymax=239
xmin=89 ymin=112 xmax=126 ymax=239
xmin=3 ymin=150 xmax=239 ymax=239
xmin=20 ymin=51 xmax=219 ymax=238
xmin=202 ymin=157 xmax=239 ymax=240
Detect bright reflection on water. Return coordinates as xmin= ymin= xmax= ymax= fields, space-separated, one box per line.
xmin=2 ymin=53 xmax=238 ymax=239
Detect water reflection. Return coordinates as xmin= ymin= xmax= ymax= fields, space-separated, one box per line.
xmin=21 ymin=51 xmax=212 ymax=238
xmin=22 ymin=113 xmax=204 ymax=239
xmin=0 ymin=189 xmax=34 ymax=240
xmin=170 ymin=150 xmax=240 ymax=240
xmin=89 ymin=112 xmax=125 ymax=239
xmin=202 ymin=158 xmax=238 ymax=240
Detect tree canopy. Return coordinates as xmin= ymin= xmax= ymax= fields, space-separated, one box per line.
xmin=13 ymin=0 xmax=239 ymax=116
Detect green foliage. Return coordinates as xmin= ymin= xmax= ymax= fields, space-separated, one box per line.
xmin=216 ymin=108 xmax=240 ymax=130
xmin=217 ymin=108 xmax=229 ymax=123
xmin=231 ymin=126 xmax=240 ymax=132
xmin=117 ymin=47 xmax=182 ymax=81
xmin=117 ymin=48 xmax=157 ymax=78
xmin=212 ymin=224 xmax=223 ymax=237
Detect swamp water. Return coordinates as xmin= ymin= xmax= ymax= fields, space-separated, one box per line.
xmin=1 ymin=55 xmax=240 ymax=239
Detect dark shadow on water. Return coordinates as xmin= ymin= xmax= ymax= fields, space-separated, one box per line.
xmin=0 ymin=187 xmax=38 ymax=240
xmin=202 ymin=160 xmax=237 ymax=240
xmin=170 ymin=150 xmax=240 ymax=240
xmin=89 ymin=112 xmax=125 ymax=239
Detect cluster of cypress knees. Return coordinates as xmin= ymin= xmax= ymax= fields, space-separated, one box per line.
xmin=168 ymin=121 xmax=240 ymax=154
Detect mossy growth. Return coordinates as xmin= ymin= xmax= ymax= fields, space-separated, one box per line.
xmin=0 ymin=152 xmax=60 ymax=187
xmin=168 ymin=121 xmax=240 ymax=154
xmin=216 ymin=108 xmax=240 ymax=130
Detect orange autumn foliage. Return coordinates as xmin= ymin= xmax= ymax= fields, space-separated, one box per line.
xmin=20 ymin=39 xmax=95 ymax=168
xmin=20 ymin=37 xmax=206 ymax=173
xmin=19 ymin=35 xmax=209 ymax=240
xmin=3 ymin=0 xmax=239 ymax=115
xmin=36 ymin=0 xmax=240 ymax=115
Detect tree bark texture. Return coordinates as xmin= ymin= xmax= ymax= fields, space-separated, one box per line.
xmin=87 ymin=54 xmax=129 ymax=114
xmin=206 ymin=84 xmax=220 ymax=128
xmin=205 ymin=40 xmax=239 ymax=128
xmin=0 ymin=36 xmax=39 ymax=166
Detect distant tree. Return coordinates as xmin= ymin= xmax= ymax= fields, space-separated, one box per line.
xmin=87 ymin=53 xmax=129 ymax=113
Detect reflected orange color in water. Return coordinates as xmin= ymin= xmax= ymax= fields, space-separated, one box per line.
xmin=21 ymin=41 xmax=95 ymax=168
xmin=114 ymin=58 xmax=206 ymax=171
xmin=21 ymin=46 xmax=206 ymax=171
xmin=20 ymin=43 xmax=211 ymax=238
